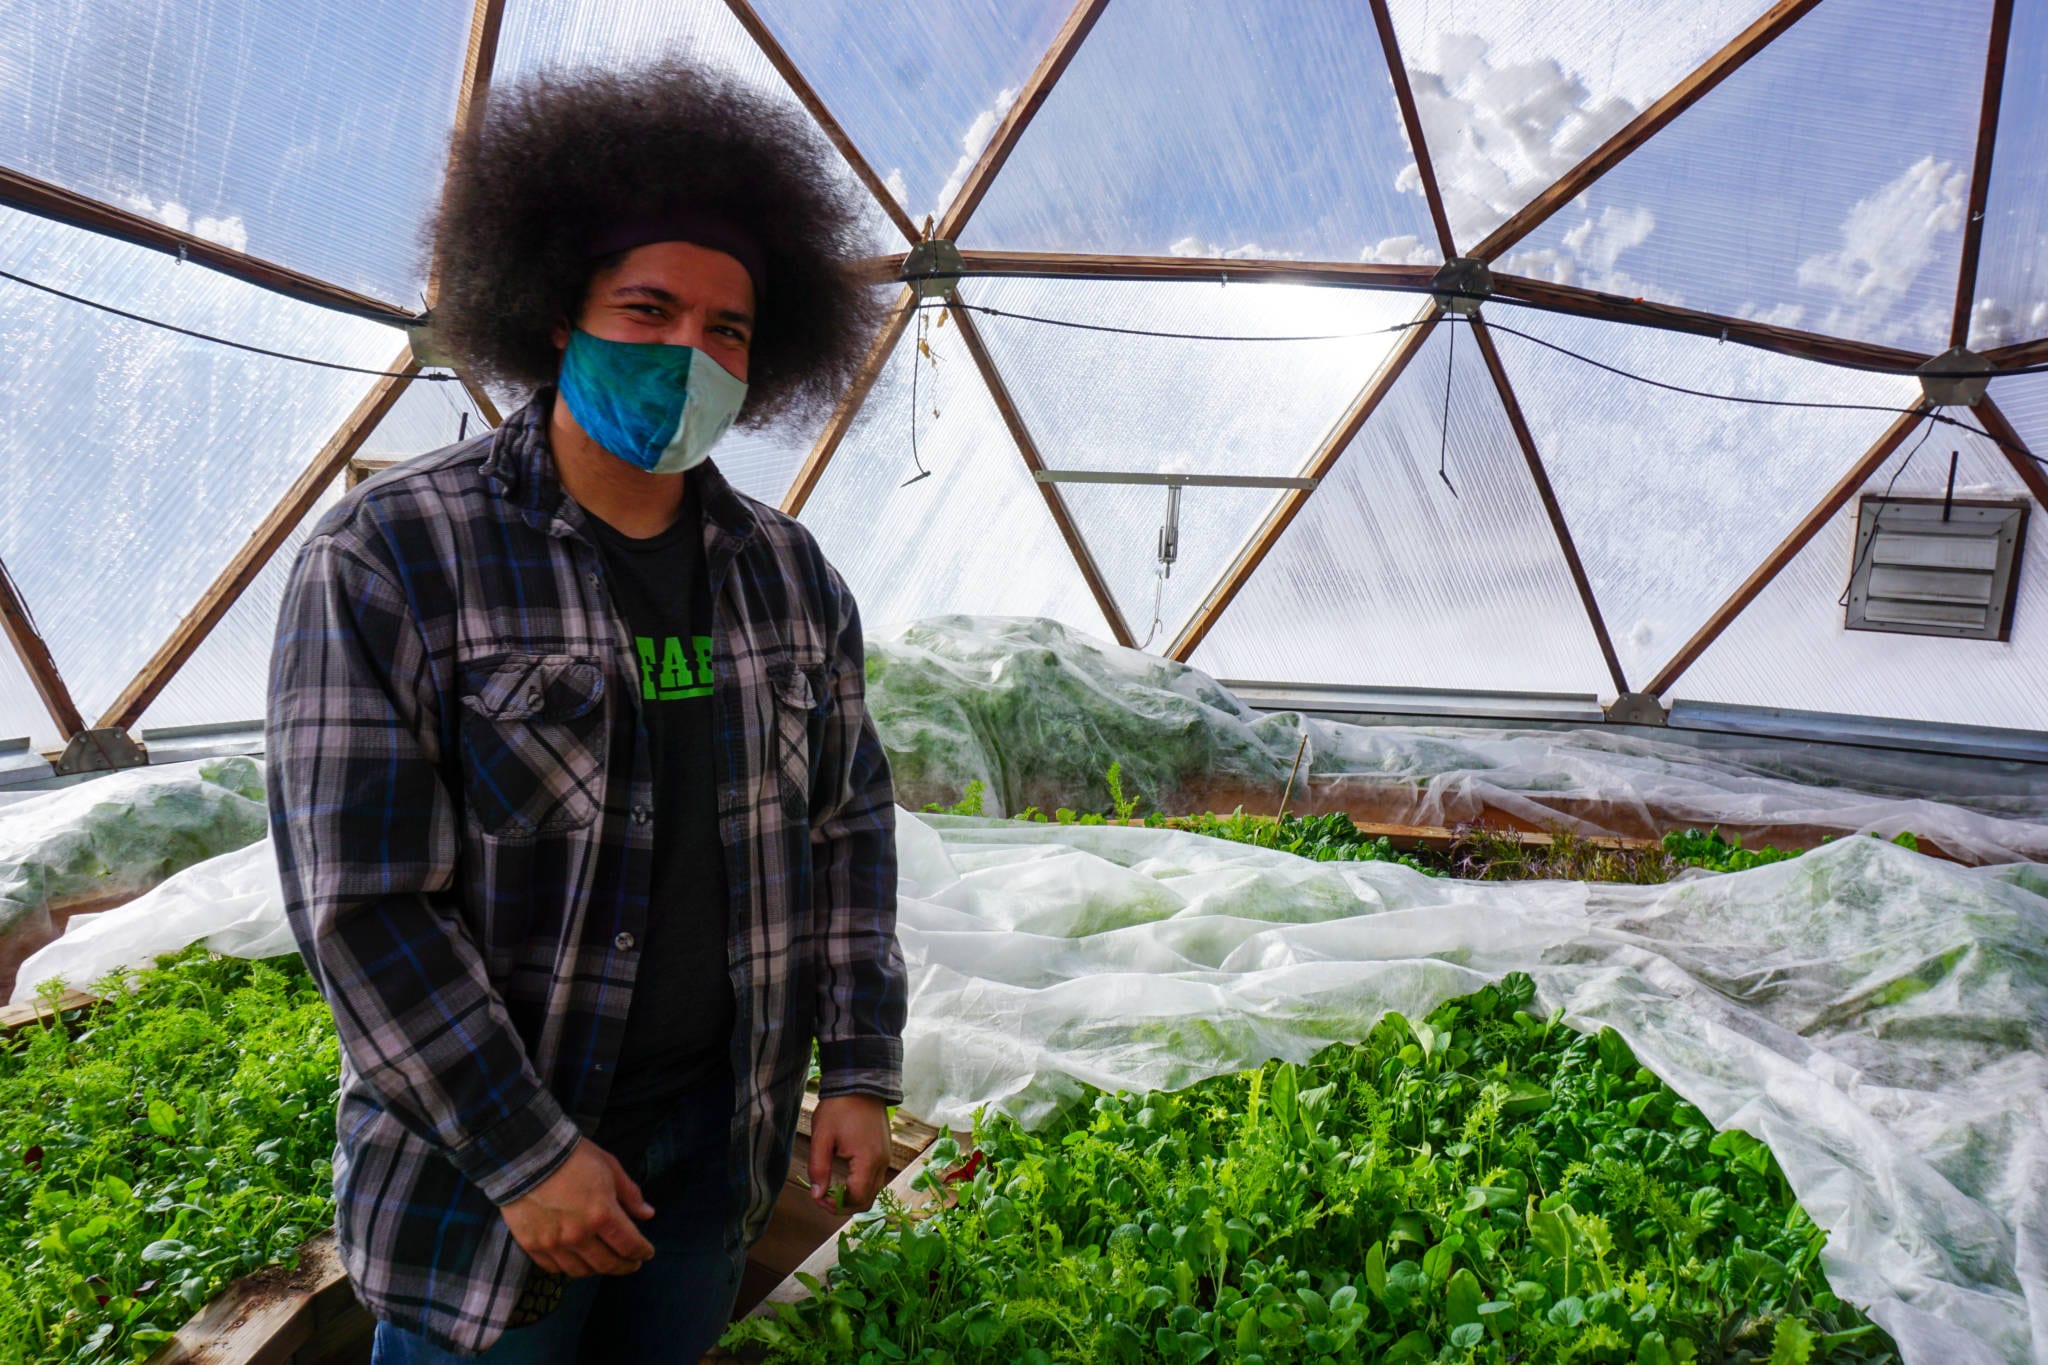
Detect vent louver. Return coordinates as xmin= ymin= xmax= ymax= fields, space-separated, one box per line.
xmin=1844 ymin=496 xmax=2027 ymax=641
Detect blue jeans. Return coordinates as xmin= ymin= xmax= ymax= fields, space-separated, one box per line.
xmin=372 ymin=1090 xmax=744 ymax=1363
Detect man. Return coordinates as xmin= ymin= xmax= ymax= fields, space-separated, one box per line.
xmin=266 ymin=61 xmax=903 ymax=1362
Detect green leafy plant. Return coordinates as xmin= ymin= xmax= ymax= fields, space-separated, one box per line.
xmin=923 ymin=780 xmax=988 ymax=818
xmin=1661 ymin=829 xmax=1800 ymax=874
xmin=0 ymin=948 xmax=340 ymax=1364
xmin=1105 ymin=764 xmax=1143 ymax=824
xmin=727 ymin=976 xmax=1896 ymax=1365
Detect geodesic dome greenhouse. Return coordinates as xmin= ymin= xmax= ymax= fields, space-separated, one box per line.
xmin=3 ymin=3 xmax=2048 ymax=1364
xmin=2 ymin=0 xmax=2045 ymax=769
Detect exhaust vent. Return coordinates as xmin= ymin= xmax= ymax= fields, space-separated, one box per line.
xmin=1844 ymin=495 xmax=2027 ymax=641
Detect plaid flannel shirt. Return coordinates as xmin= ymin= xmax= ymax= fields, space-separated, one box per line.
xmin=266 ymin=394 xmax=904 ymax=1355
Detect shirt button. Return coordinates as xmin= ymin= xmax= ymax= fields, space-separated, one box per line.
xmin=614 ymin=931 xmax=635 ymax=952
xmin=587 ymin=571 xmax=602 ymax=589
xmin=631 ymin=805 xmax=651 ymax=825
xmin=524 ymin=686 xmax=543 ymax=708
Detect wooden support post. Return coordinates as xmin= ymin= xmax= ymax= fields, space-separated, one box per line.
xmin=1472 ymin=0 xmax=1823 ymax=263
xmin=1951 ymin=0 xmax=2016 ymax=348
xmin=935 ymin=0 xmax=1111 ymax=240
xmin=1643 ymin=406 xmax=1932 ymax=697
xmin=1988 ymin=336 xmax=2048 ymax=370
xmin=947 ymin=298 xmax=1137 ymax=647
xmin=718 ymin=0 xmax=921 ymax=244
xmin=96 ymin=353 xmax=421 ymax=733
xmin=456 ymin=373 xmax=502 ymax=428
xmin=0 ymin=166 xmax=417 ymax=325
xmin=1366 ymin=0 xmax=1458 ymax=260
xmin=1169 ymin=306 xmax=1442 ymax=662
xmin=782 ymin=290 xmax=918 ymax=517
xmin=0 ymin=554 xmax=84 ymax=742
xmin=1469 ymin=320 xmax=1631 ymax=696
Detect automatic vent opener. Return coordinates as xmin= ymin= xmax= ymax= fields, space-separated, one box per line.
xmin=1032 ymin=471 xmax=1322 ymax=650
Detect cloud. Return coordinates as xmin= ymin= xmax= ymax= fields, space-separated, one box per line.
xmin=1795 ymin=155 xmax=1966 ymax=343
xmin=1167 ymin=236 xmax=1303 ymax=261
xmin=1735 ymin=301 xmax=1807 ymax=329
xmin=1967 ymin=291 xmax=2048 ymax=350
xmin=1498 ymin=204 xmax=1663 ymax=300
xmin=1396 ymin=32 xmax=1639 ymax=246
xmin=1359 ymin=234 xmax=1436 ymax=266
xmin=882 ymin=168 xmax=909 ymax=209
xmin=933 ymin=86 xmax=1018 ymax=220
xmin=121 ymin=194 xmax=250 ymax=254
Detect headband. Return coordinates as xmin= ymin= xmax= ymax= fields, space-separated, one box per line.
xmin=585 ymin=210 xmax=767 ymax=301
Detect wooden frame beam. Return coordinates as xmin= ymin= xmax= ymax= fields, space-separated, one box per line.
xmin=1975 ymin=396 xmax=2048 ymax=510
xmin=852 ymin=250 xmax=1930 ymax=374
xmin=1469 ymin=320 xmax=1630 ymax=696
xmin=718 ymin=0 xmax=921 ymax=245
xmin=1985 ymin=336 xmax=2048 ymax=371
xmin=1366 ymin=0 xmax=1458 ymax=260
xmin=1170 ymin=306 xmax=1442 ymax=662
xmin=935 ymin=0 xmax=1111 ymax=240
xmin=1472 ymin=0 xmax=1823 ymax=263
xmin=0 ymin=165 xmax=417 ymax=325
xmin=96 ymin=351 xmax=421 ymax=733
xmin=1951 ymin=0 xmax=2016 ymax=349
xmin=947 ymin=298 xmax=1136 ymax=647
xmin=1642 ymin=405 xmax=1932 ymax=698
xmin=782 ymin=290 xmax=917 ymax=516
xmin=0 ymin=554 xmax=85 ymax=742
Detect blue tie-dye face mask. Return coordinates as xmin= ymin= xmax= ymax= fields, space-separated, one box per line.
xmin=556 ymin=329 xmax=748 ymax=475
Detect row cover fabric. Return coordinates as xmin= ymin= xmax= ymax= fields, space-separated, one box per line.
xmin=870 ymin=616 xmax=2048 ymax=863
xmin=0 ymin=758 xmax=267 ymax=994
xmin=19 ymin=811 xmax=2044 ymax=1363
xmin=896 ymin=815 xmax=2047 ymax=1365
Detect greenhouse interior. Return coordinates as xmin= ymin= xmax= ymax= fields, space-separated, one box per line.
xmin=2 ymin=0 xmax=2046 ymax=1362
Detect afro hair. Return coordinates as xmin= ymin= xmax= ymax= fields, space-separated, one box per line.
xmin=429 ymin=58 xmax=882 ymax=429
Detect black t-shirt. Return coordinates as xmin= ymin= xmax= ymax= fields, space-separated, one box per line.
xmin=585 ymin=480 xmax=734 ymax=1156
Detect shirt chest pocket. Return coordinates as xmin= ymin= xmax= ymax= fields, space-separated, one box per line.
xmin=458 ymin=654 xmax=607 ymax=837
xmin=768 ymin=659 xmax=822 ymax=823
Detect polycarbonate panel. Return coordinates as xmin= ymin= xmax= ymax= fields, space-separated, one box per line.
xmin=493 ymin=0 xmax=897 ymax=255
xmin=1487 ymin=305 xmax=1922 ymax=688
xmin=137 ymin=477 xmax=345 ymax=736
xmin=0 ymin=0 xmax=471 ymax=306
xmin=799 ymin=307 xmax=1111 ymax=636
xmin=0 ymin=207 xmax=405 ymax=729
xmin=1384 ymin=0 xmax=1774 ymax=249
xmin=968 ymin=278 xmax=1424 ymax=476
xmin=745 ymin=0 xmax=1072 ymax=227
xmin=1969 ymin=0 xmax=2048 ymax=348
xmin=962 ymin=276 xmax=1426 ymax=645
xmin=0 ymin=625 xmax=60 ymax=754
xmin=357 ymin=377 xmax=487 ymax=462
xmin=1674 ymin=419 xmax=2047 ymax=731
xmin=961 ymin=0 xmax=1440 ymax=264
xmin=1991 ymin=373 xmax=2048 ymax=457
xmin=1191 ymin=322 xmax=1610 ymax=694
xmin=1501 ymin=0 xmax=1989 ymax=354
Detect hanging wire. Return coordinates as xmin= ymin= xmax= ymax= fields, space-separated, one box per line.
xmin=1838 ymin=416 xmax=1938 ymax=609
xmin=0 ymin=267 xmax=452 ymax=380
xmin=1137 ymin=571 xmax=1166 ymax=651
xmin=1437 ymin=319 xmax=1460 ymax=498
xmin=900 ymin=307 xmax=933 ymax=487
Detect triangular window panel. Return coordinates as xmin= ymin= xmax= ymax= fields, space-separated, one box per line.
xmin=0 ymin=208 xmax=409 ymax=730
xmin=1672 ymin=419 xmax=2046 ymax=731
xmin=1384 ymin=0 xmax=1778 ymax=250
xmin=1485 ymin=306 xmax=1920 ymax=690
xmin=1967 ymin=0 xmax=2048 ymax=349
xmin=797 ymin=308 xmax=1112 ymax=637
xmin=1499 ymin=0 xmax=1991 ymax=354
xmin=493 ymin=0 xmax=900 ymax=254
xmin=0 ymin=622 xmax=61 ymax=757
xmin=1991 ymin=374 xmax=2048 ymax=457
xmin=963 ymin=276 xmax=1425 ymax=646
xmin=0 ymin=0 xmax=474 ymax=308
xmin=744 ymin=0 xmax=1074 ymax=229
xmin=1191 ymin=321 xmax=1610 ymax=695
xmin=960 ymin=0 xmax=1440 ymax=264
xmin=141 ymin=371 xmax=497 ymax=736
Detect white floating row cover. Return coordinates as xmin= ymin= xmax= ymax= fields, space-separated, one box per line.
xmin=1845 ymin=497 xmax=2028 ymax=641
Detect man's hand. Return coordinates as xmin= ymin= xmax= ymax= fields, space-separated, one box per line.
xmin=500 ymin=1139 xmax=655 ymax=1277
xmin=809 ymin=1094 xmax=890 ymax=1214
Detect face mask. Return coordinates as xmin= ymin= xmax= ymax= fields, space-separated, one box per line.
xmin=556 ymin=328 xmax=748 ymax=475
